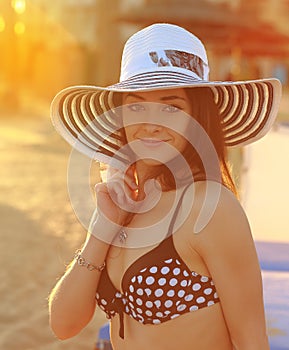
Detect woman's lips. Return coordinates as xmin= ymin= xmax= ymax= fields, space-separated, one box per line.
xmin=138 ymin=138 xmax=168 ymax=147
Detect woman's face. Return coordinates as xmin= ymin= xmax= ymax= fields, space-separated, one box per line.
xmin=122 ymin=88 xmax=192 ymax=166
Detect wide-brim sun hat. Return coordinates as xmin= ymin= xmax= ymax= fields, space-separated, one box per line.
xmin=51 ymin=23 xmax=282 ymax=167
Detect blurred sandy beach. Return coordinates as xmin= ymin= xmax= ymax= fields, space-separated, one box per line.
xmin=0 ymin=99 xmax=106 ymax=350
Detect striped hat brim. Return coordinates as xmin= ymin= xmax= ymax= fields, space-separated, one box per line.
xmin=51 ymin=70 xmax=282 ymax=166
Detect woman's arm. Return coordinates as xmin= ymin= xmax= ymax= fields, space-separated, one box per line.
xmin=192 ymin=185 xmax=269 ymax=350
xmin=48 ymin=215 xmax=116 ymax=340
xmin=49 ymin=167 xmax=138 ymax=340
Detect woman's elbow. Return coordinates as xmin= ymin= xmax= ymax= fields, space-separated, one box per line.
xmin=231 ymin=331 xmax=270 ymax=350
xmin=48 ymin=282 xmax=97 ymax=340
xmin=49 ymin=303 xmax=95 ymax=340
xmin=49 ymin=315 xmax=83 ymax=340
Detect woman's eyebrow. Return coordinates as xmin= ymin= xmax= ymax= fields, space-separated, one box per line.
xmin=124 ymin=93 xmax=146 ymax=101
xmin=124 ymin=93 xmax=186 ymax=102
xmin=160 ymin=96 xmax=186 ymax=102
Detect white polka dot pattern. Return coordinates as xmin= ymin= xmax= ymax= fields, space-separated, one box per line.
xmin=95 ymin=255 xmax=219 ymax=326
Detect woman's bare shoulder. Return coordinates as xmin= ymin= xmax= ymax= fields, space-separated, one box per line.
xmin=185 ymin=181 xmax=252 ymax=250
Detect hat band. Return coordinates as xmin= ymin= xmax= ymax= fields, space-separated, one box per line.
xmin=120 ymin=50 xmax=209 ymax=82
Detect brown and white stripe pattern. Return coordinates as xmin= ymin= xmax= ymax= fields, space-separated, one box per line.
xmin=51 ymin=70 xmax=281 ymax=164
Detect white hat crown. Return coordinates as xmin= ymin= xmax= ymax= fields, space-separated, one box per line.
xmin=120 ymin=23 xmax=210 ymax=82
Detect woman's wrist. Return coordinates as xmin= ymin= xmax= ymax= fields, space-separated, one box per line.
xmin=74 ymin=249 xmax=106 ymax=272
xmin=68 ymin=234 xmax=109 ymax=274
xmin=88 ymin=209 xmax=123 ymax=244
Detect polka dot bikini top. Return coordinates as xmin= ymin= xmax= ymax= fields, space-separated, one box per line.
xmin=95 ymin=183 xmax=220 ymax=339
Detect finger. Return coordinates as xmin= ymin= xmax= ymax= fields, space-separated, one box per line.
xmin=107 ymin=179 xmax=137 ymax=213
xmin=107 ymin=165 xmax=137 ymax=189
xmin=125 ymin=166 xmax=138 ymax=189
xmin=107 ymin=180 xmax=125 ymax=205
xmin=95 ymin=182 xmax=104 ymax=194
xmin=94 ymin=182 xmax=108 ymax=196
xmin=108 ymin=170 xmax=138 ymax=192
xmin=123 ymin=173 xmax=138 ymax=191
xmin=106 ymin=166 xmax=119 ymax=180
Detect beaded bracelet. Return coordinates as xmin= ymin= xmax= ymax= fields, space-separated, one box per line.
xmin=74 ymin=250 xmax=106 ymax=272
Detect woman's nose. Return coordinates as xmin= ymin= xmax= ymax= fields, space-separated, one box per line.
xmin=141 ymin=122 xmax=163 ymax=133
xmin=141 ymin=106 xmax=164 ymax=132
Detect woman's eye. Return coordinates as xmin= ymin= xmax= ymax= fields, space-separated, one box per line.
xmin=127 ymin=104 xmax=145 ymax=112
xmin=163 ymin=105 xmax=181 ymax=113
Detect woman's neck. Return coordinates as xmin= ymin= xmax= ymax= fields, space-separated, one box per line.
xmin=135 ymin=160 xmax=185 ymax=197
xmin=135 ymin=161 xmax=160 ymax=199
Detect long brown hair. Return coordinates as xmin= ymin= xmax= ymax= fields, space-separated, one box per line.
xmin=183 ymin=87 xmax=237 ymax=195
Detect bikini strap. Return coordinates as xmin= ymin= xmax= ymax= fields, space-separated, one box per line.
xmin=166 ymin=182 xmax=193 ymax=238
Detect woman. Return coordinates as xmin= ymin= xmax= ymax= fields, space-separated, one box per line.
xmin=49 ymin=23 xmax=282 ymax=349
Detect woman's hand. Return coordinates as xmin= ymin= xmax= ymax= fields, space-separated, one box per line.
xmin=94 ymin=165 xmax=138 ymax=229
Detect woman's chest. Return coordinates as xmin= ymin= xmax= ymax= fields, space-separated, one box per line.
xmin=100 ymin=236 xmax=219 ymax=327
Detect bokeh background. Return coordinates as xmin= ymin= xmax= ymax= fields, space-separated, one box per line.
xmin=0 ymin=1 xmax=289 ymax=349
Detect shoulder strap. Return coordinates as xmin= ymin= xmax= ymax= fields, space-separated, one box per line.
xmin=166 ymin=182 xmax=193 ymax=238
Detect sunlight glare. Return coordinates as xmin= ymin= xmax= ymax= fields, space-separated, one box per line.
xmin=0 ymin=16 xmax=5 ymax=32
xmin=14 ymin=21 xmax=25 ymax=35
xmin=11 ymin=0 xmax=26 ymax=15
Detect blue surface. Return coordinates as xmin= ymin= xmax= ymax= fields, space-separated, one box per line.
xmin=255 ymin=241 xmax=289 ymax=272
xmin=256 ymin=241 xmax=289 ymax=349
xmin=262 ymin=271 xmax=289 ymax=349
xmin=98 ymin=322 xmax=110 ymax=340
